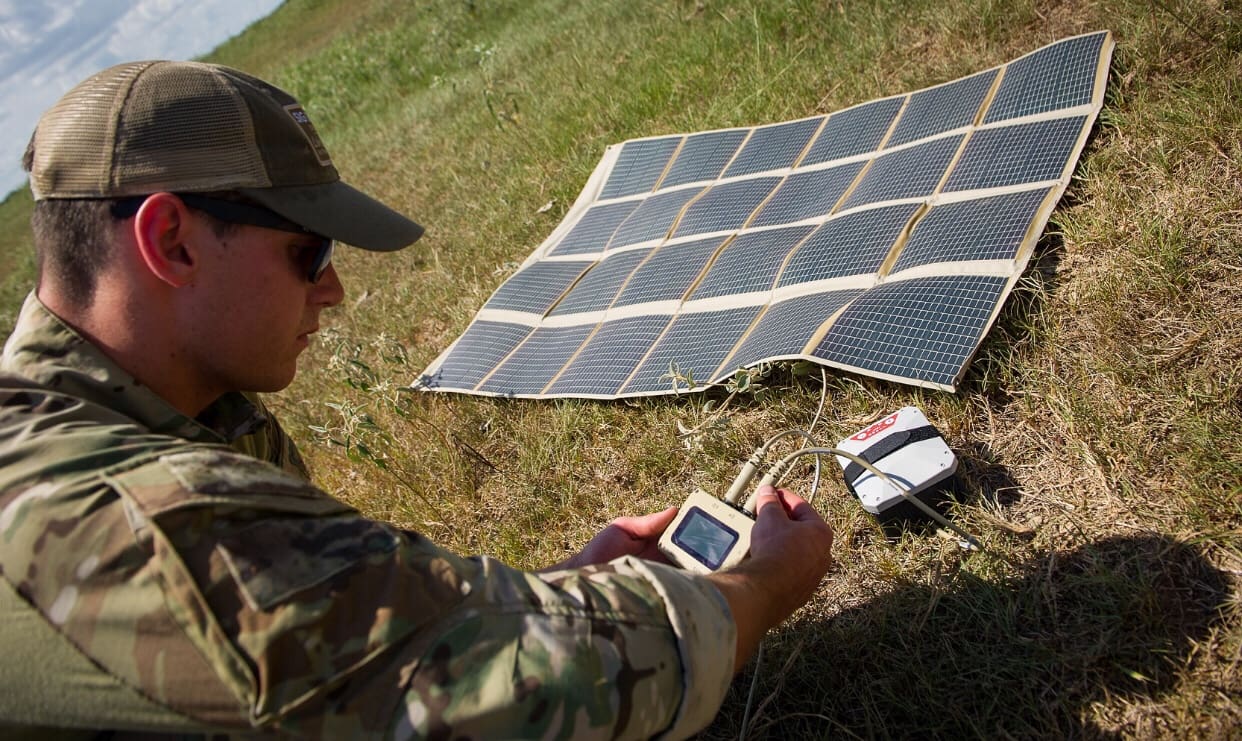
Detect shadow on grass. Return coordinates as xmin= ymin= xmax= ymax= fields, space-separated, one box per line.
xmin=959 ymin=440 xmax=1024 ymax=507
xmin=707 ymin=533 xmax=1230 ymax=739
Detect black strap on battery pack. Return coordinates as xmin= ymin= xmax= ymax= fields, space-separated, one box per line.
xmin=842 ymin=425 xmax=942 ymax=485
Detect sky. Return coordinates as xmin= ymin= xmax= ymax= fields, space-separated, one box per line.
xmin=0 ymin=0 xmax=285 ymax=198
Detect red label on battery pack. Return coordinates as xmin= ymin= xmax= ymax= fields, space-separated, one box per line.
xmin=852 ymin=411 xmax=899 ymax=442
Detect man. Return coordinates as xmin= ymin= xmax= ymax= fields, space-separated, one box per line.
xmin=0 ymin=61 xmax=833 ymax=738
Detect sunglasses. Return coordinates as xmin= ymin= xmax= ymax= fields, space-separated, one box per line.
xmin=111 ymin=194 xmax=335 ymax=284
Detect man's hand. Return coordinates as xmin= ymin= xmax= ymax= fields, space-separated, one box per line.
xmin=543 ymin=507 xmax=678 ymax=571
xmin=707 ymin=485 xmax=833 ymax=669
xmin=746 ymin=485 xmax=835 ymax=618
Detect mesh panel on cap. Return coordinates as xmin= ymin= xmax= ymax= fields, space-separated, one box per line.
xmin=112 ymin=62 xmax=270 ymax=193
xmin=225 ymin=67 xmax=338 ymax=187
xmin=31 ymin=62 xmax=150 ymax=198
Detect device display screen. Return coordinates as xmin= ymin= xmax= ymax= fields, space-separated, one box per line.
xmin=671 ymin=507 xmax=740 ymax=571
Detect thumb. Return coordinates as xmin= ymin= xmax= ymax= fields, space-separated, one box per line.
xmin=752 ymin=485 xmax=789 ymax=521
xmin=615 ymin=506 xmax=678 ymax=539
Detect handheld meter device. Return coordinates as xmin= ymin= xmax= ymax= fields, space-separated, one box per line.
xmin=657 ymin=489 xmax=755 ymax=574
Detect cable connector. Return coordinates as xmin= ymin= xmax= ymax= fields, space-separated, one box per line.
xmin=722 ymin=449 xmax=764 ymax=507
xmin=725 ymin=429 xmax=820 ymax=512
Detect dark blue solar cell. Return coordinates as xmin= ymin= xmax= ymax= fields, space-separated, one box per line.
xmin=544 ymin=315 xmax=673 ymax=396
xmin=622 ymin=306 xmax=764 ymax=394
xmin=722 ymin=290 xmax=864 ymax=370
xmin=750 ymin=162 xmax=864 ymax=227
xmin=600 ymin=137 xmax=682 ymax=199
xmin=417 ymin=321 xmax=533 ymax=391
xmin=893 ymin=188 xmax=1051 ymax=271
xmin=550 ymin=201 xmax=641 ymax=255
xmin=802 ymin=96 xmax=904 ymax=166
xmin=483 ymin=261 xmax=594 ymax=314
xmin=887 ymin=69 xmax=998 ymax=148
xmin=778 ymin=203 xmax=920 ymax=286
xmin=548 ymin=249 xmax=652 ymax=316
xmin=673 ymin=178 xmax=780 ymax=238
xmin=724 ymin=117 xmax=825 ymax=178
xmin=691 ymin=226 xmax=815 ymax=300
xmin=615 ymin=237 xmax=726 ymax=307
xmin=476 ymin=324 xmax=596 ymax=396
xmin=660 ymin=129 xmax=750 ymax=188
xmin=943 ymin=116 xmax=1084 ymax=192
xmin=815 ymin=274 xmax=1007 ymax=388
xmin=839 ymin=135 xmax=963 ymax=211
xmin=610 ymin=187 xmax=705 ymax=248
xmin=985 ymin=32 xmax=1108 ymax=123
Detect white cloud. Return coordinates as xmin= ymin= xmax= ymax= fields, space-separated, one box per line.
xmin=0 ymin=0 xmax=285 ymax=198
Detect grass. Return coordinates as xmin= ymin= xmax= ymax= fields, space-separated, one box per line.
xmin=1 ymin=0 xmax=1239 ymax=736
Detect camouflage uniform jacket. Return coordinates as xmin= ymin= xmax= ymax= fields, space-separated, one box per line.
xmin=0 ymin=294 xmax=736 ymax=739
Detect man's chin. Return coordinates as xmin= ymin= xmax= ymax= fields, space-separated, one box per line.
xmin=245 ymin=365 xmax=299 ymax=394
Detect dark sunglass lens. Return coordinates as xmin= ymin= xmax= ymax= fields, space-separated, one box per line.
xmin=308 ymin=239 xmax=334 ymax=283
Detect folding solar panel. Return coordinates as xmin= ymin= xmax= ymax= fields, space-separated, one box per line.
xmin=419 ymin=31 xmax=1114 ymax=398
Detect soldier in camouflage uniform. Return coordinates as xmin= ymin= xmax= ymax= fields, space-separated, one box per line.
xmin=0 ymin=61 xmax=834 ymax=739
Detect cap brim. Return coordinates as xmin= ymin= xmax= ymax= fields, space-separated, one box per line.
xmin=239 ymin=181 xmax=423 ymax=252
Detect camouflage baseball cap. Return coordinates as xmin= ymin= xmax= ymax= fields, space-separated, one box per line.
xmin=25 ymin=60 xmax=423 ymax=251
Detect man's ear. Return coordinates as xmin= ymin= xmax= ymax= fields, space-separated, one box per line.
xmin=131 ymin=193 xmax=200 ymax=287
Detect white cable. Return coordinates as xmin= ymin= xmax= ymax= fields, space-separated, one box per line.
xmin=723 ymin=428 xmax=820 ymax=507
xmin=753 ymin=446 xmax=983 ymax=552
xmin=738 ymin=641 xmax=763 ymax=740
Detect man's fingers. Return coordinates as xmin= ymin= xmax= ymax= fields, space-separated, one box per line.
xmin=752 ymin=485 xmax=789 ymax=521
xmin=775 ymin=488 xmax=820 ymax=522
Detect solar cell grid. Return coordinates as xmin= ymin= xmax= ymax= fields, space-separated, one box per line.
xmin=778 ymin=203 xmax=921 ymax=286
xmin=750 ymin=161 xmax=864 ymax=227
xmin=609 ymin=187 xmax=704 ymax=248
xmin=423 ymin=32 xmax=1111 ymax=397
xmin=887 ymin=69 xmax=997 ymax=148
xmin=943 ymin=116 xmax=1084 ymax=192
xmin=418 ymin=321 xmax=533 ymax=391
xmin=817 ymin=275 xmax=1007 ymax=387
xmin=660 ymin=129 xmax=749 ymax=188
xmin=550 ymin=200 xmax=640 ymax=256
xmin=623 ymin=306 xmax=764 ymax=394
xmin=546 ymin=315 xmax=673 ymax=395
xmin=985 ymin=32 xmax=1107 ymax=123
xmin=672 ymin=177 xmax=781 ymax=238
xmin=893 ymin=188 xmax=1051 ymax=271
xmin=484 ymin=261 xmax=593 ymax=314
xmin=599 ymin=137 xmax=682 ymax=199
xmin=614 ymin=237 xmax=726 ymax=307
xmin=691 ymin=226 xmax=815 ymax=300
xmin=477 ymin=324 xmax=597 ymax=395
xmin=549 ymin=249 xmax=652 ymax=316
xmin=801 ymin=96 xmax=904 ymax=166
xmin=839 ymin=134 xmax=963 ymax=211
xmin=723 ymin=117 xmax=824 ymax=178
xmin=723 ymin=290 xmax=864 ymax=370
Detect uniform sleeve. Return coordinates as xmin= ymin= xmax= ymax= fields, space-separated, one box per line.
xmin=392 ymin=554 xmax=736 ymax=740
xmin=109 ymin=449 xmax=736 ymax=739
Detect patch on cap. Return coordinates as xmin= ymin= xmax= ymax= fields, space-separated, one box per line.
xmin=284 ymin=104 xmax=332 ymax=167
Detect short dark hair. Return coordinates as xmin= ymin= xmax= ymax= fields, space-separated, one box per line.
xmin=30 ymin=198 xmax=115 ymax=309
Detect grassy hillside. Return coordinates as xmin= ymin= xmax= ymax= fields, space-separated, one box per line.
xmin=1 ymin=0 xmax=1238 ymax=737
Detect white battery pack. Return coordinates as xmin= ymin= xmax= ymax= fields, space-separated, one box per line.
xmin=835 ymin=407 xmax=959 ymax=519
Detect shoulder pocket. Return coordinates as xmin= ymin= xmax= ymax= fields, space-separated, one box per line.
xmin=104 ymin=447 xmax=352 ymax=519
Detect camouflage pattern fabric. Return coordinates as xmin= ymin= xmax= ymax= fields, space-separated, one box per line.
xmin=0 ymin=294 xmax=736 ymax=739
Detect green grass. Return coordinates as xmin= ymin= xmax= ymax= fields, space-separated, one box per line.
xmin=0 ymin=188 xmax=35 ymax=334
xmin=1 ymin=0 xmax=1238 ymax=736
